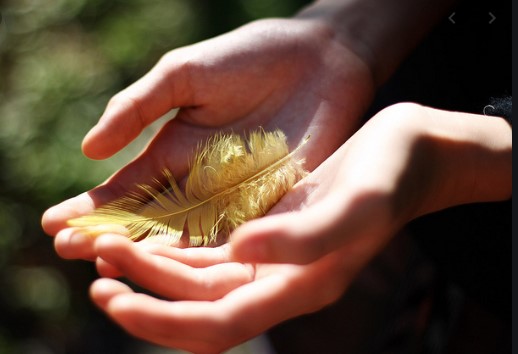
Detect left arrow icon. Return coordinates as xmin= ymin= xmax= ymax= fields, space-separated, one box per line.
xmin=449 ymin=12 xmax=456 ymax=24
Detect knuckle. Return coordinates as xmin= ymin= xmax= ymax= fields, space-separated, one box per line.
xmin=106 ymin=92 xmax=129 ymax=109
xmin=385 ymin=102 xmax=425 ymax=114
xmin=158 ymin=50 xmax=200 ymax=104
xmin=377 ymin=102 xmax=426 ymax=124
xmin=108 ymin=92 xmax=147 ymax=130
xmin=197 ymin=275 xmax=218 ymax=299
xmin=160 ymin=50 xmax=199 ymax=78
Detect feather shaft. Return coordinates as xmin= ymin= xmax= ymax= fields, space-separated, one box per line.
xmin=68 ymin=129 xmax=308 ymax=246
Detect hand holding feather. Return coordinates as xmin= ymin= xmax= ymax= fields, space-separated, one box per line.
xmin=68 ymin=129 xmax=308 ymax=246
xmin=42 ymin=18 xmax=375 ymax=249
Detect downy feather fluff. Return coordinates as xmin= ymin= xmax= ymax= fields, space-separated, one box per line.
xmin=68 ymin=129 xmax=308 ymax=246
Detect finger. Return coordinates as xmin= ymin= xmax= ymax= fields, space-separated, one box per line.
xmin=96 ymin=242 xmax=232 ymax=277
xmin=231 ymin=188 xmax=393 ymax=266
xmin=41 ymin=179 xmax=141 ymax=237
xmin=41 ymin=183 xmax=145 ymax=237
xmin=88 ymin=114 xmax=240 ymax=203
xmin=90 ymin=280 xmax=227 ymax=353
xmin=42 ymin=121 xmax=212 ymax=237
xmin=96 ymin=257 xmax=123 ymax=278
xmin=228 ymin=151 xmax=346 ymax=265
xmin=94 ymin=235 xmax=253 ymax=300
xmin=90 ymin=278 xmax=133 ymax=309
xmin=97 ymin=242 xmax=232 ymax=277
xmin=54 ymin=228 xmax=97 ymax=261
xmin=42 ymin=128 xmax=221 ymax=253
xmin=230 ymin=138 xmax=398 ymax=266
xmin=82 ymin=50 xmax=195 ymax=160
xmin=230 ymin=202 xmax=342 ymax=265
xmin=89 ymin=277 xmax=295 ymax=353
xmin=137 ymin=241 xmax=232 ymax=268
xmin=90 ymin=257 xmax=344 ymax=354
xmin=41 ymin=192 xmax=97 ymax=236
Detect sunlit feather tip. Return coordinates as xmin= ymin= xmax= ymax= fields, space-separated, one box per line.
xmin=68 ymin=129 xmax=308 ymax=246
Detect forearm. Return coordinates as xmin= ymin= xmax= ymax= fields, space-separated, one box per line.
xmin=415 ymin=109 xmax=512 ymax=218
xmin=295 ymin=0 xmax=457 ymax=85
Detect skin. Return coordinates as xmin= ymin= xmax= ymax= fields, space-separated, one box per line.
xmin=42 ymin=17 xmax=374 ymax=240
xmin=231 ymin=104 xmax=512 ymax=264
xmin=41 ymin=0 xmax=511 ymax=353
xmin=41 ymin=0 xmax=455 ymax=258
xmin=47 ymin=104 xmax=511 ymax=354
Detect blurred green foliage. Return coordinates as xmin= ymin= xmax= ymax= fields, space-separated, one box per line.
xmin=0 ymin=0 xmax=308 ymax=353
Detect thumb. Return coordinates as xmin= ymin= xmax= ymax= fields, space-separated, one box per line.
xmin=231 ymin=191 xmax=397 ymax=265
xmin=230 ymin=203 xmax=343 ymax=265
xmin=83 ymin=50 xmax=195 ymax=160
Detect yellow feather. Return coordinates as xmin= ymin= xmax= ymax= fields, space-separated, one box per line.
xmin=68 ymin=129 xmax=308 ymax=246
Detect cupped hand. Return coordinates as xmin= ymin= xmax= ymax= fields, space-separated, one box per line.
xmin=83 ymin=104 xmax=423 ymax=353
xmin=60 ymin=103 xmax=510 ymax=353
xmin=88 ymin=231 xmax=374 ymax=354
xmin=41 ymin=17 xmax=374 ymax=259
xmin=230 ymin=103 xmax=512 ymax=264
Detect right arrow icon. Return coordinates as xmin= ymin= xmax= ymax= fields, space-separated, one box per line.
xmin=489 ymin=12 xmax=496 ymax=24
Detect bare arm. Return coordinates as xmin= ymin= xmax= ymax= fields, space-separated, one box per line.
xmin=232 ymin=103 xmax=512 ymax=264
xmin=297 ymin=0 xmax=457 ymax=84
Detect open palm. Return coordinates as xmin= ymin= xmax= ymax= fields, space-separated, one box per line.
xmin=42 ymin=18 xmax=374 ymax=241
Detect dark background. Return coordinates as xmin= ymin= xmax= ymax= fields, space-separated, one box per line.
xmin=270 ymin=0 xmax=512 ymax=353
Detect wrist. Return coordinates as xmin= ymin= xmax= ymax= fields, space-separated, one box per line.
xmin=293 ymin=3 xmax=377 ymax=85
xmin=415 ymin=108 xmax=512 ymax=217
xmin=371 ymin=103 xmax=511 ymax=223
xmin=294 ymin=0 xmax=455 ymax=86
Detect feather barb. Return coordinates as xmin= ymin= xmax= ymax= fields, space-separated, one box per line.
xmin=68 ymin=129 xmax=308 ymax=246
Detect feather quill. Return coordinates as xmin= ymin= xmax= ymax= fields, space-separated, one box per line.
xmin=68 ymin=129 xmax=308 ymax=246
